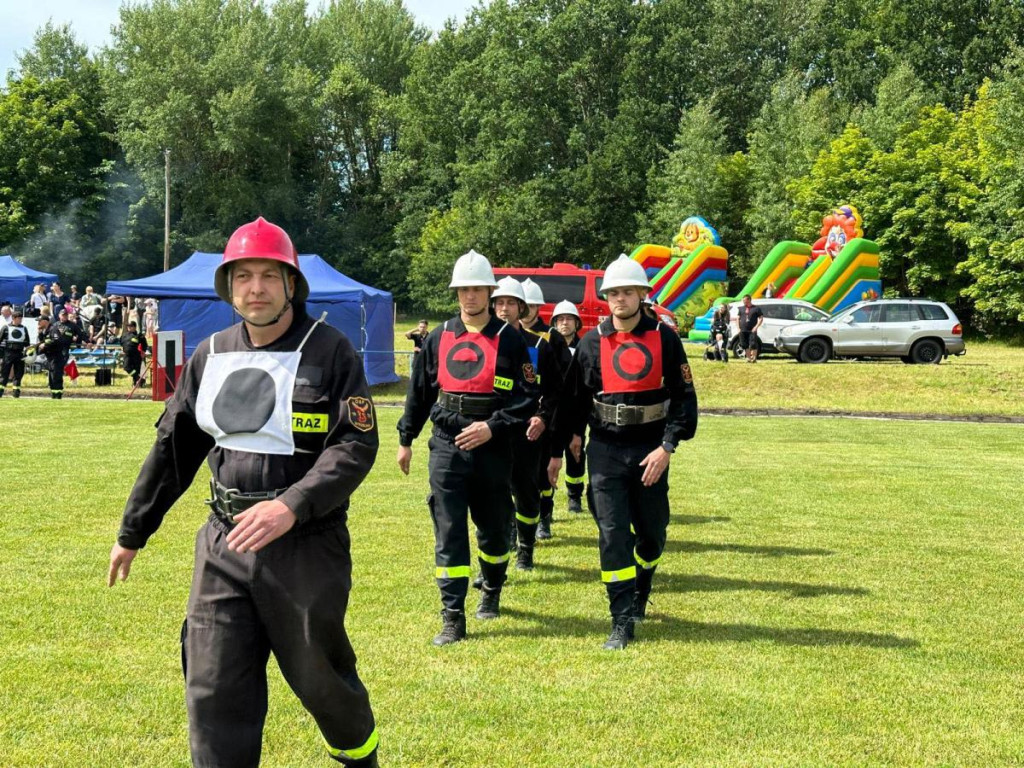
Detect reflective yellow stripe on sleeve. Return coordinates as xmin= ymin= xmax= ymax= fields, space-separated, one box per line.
xmin=436 ymin=566 xmax=471 ymax=579
xmin=327 ymin=727 xmax=379 ymax=761
xmin=601 ymin=566 xmax=636 ymax=583
xmin=478 ymin=550 xmax=511 ymax=564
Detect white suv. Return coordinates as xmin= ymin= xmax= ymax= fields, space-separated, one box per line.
xmin=773 ymin=299 xmax=967 ymax=364
xmin=728 ymin=299 xmax=830 ymax=356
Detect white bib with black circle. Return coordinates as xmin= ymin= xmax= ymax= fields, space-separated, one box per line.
xmin=195 ymin=321 xmax=321 ymax=455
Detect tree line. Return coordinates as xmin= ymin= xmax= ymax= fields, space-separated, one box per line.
xmin=1 ymin=0 xmax=1023 ymax=333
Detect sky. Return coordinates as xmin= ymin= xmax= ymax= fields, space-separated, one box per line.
xmin=0 ymin=0 xmax=477 ymax=79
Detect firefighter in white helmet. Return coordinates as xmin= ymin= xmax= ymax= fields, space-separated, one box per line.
xmin=549 ymin=299 xmax=587 ymax=513
xmin=517 ymin=277 xmax=569 ymax=538
xmin=489 ymin=276 xmax=562 ymax=571
xmin=548 ymin=254 xmax=698 ymax=650
xmin=397 ymin=250 xmax=536 ymax=645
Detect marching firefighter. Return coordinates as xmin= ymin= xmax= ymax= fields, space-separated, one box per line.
xmin=36 ymin=308 xmax=85 ymax=398
xmin=120 ymin=320 xmax=149 ymax=386
xmin=519 ymin=278 xmax=569 ymax=538
xmin=548 ymin=255 xmax=698 ymax=650
xmin=490 ymin=277 xmax=562 ymax=571
xmin=549 ymin=300 xmax=587 ymax=513
xmin=108 ymin=217 xmax=381 ymax=767
xmin=0 ymin=307 xmax=32 ymax=398
xmin=396 ymin=250 xmax=535 ymax=646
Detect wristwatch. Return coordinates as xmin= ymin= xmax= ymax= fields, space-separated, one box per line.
xmin=661 ymin=441 xmax=675 ymax=454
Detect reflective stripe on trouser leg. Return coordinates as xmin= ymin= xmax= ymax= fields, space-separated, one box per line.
xmin=564 ymin=439 xmax=587 ymax=498
xmin=429 ymin=434 xmax=513 ymax=606
xmin=327 ymin=727 xmax=379 ymax=762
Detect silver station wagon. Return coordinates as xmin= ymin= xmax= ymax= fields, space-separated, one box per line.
xmin=774 ymin=299 xmax=967 ymax=364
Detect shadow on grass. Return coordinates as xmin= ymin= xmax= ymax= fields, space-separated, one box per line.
xmin=671 ymin=514 xmax=732 ymax=525
xmin=530 ymin=564 xmax=867 ymax=598
xmin=489 ymin=607 xmax=916 ymax=649
xmin=666 ymin=541 xmax=835 ymax=557
xmin=538 ymin=536 xmax=834 ymax=558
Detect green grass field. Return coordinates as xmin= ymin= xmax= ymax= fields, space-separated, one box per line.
xmin=0 ymin=400 xmax=1021 ymax=766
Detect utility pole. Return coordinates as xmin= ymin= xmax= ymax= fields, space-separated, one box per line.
xmin=163 ymin=148 xmax=171 ymax=272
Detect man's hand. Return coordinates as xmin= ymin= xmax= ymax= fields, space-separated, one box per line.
xmin=454 ymin=421 xmax=492 ymax=451
xmin=547 ymin=457 xmax=563 ymax=489
xmin=639 ymin=446 xmax=671 ymax=487
xmin=397 ymin=445 xmax=413 ymax=475
xmin=526 ymin=416 xmax=546 ymax=441
xmin=226 ymin=500 xmax=296 ymax=554
xmin=108 ymin=544 xmax=138 ymax=587
xmin=569 ymin=434 xmax=583 ymax=462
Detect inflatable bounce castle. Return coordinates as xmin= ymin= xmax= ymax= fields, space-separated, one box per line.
xmin=688 ymin=205 xmax=882 ymax=341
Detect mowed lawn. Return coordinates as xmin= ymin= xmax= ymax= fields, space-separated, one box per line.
xmin=0 ymin=401 xmax=1021 ymax=766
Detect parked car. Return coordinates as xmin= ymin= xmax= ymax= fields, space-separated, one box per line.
xmin=493 ymin=262 xmax=678 ymax=334
xmin=773 ymin=299 xmax=967 ymax=364
xmin=727 ymin=298 xmax=830 ymax=357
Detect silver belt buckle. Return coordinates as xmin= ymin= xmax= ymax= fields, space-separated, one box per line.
xmin=614 ymin=403 xmax=629 ymax=426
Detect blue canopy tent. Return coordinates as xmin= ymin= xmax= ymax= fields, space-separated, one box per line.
xmin=105 ymin=252 xmax=398 ymax=385
xmin=0 ymin=255 xmax=58 ymax=307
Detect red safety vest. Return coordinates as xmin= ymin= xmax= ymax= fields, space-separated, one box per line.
xmin=599 ymin=329 xmax=663 ymax=393
xmin=438 ymin=326 xmax=502 ymax=394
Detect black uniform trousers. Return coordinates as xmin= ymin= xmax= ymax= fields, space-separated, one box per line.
xmin=47 ymin=354 xmax=65 ymax=395
xmin=510 ymin=429 xmax=543 ymax=546
xmin=427 ymin=431 xmax=514 ymax=610
xmin=124 ymin=352 xmax=143 ymax=385
xmin=587 ymin=435 xmax=670 ymax=619
xmin=0 ymin=355 xmax=24 ymax=392
xmin=536 ymin=432 xmax=555 ymax=518
xmin=183 ymin=515 xmax=377 ymax=768
xmin=563 ymin=439 xmax=587 ymax=502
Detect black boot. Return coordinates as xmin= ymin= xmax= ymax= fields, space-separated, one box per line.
xmin=536 ymin=512 xmax=552 ymax=540
xmin=476 ymin=584 xmax=502 ymax=619
xmin=603 ymin=617 xmax=632 ymax=650
xmin=0 ymin=388 xmax=4 ymax=398
xmin=516 ymin=544 xmax=534 ymax=571
xmin=12 ymin=388 xmax=19 ymax=398
xmin=567 ymin=496 xmax=583 ymax=514
xmin=432 ymin=609 xmax=466 ymax=646
xmin=472 ymin=573 xmax=484 ymax=590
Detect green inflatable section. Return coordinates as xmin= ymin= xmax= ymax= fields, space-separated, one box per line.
xmin=714 ymin=240 xmax=811 ymax=307
xmin=800 ymin=238 xmax=879 ymax=309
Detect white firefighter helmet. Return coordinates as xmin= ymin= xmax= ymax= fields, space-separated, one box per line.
xmin=22 ymin=347 xmax=37 ymax=366
xmin=521 ymin=278 xmax=545 ymax=305
xmin=599 ymin=254 xmax=651 ymax=295
xmin=550 ymin=300 xmax=580 ymax=321
xmin=492 ymin=276 xmax=527 ymax=303
xmin=449 ymin=249 xmax=498 ymax=288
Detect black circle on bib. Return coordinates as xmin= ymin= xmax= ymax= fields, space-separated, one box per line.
xmin=212 ymin=368 xmax=276 ymax=433
xmin=445 ymin=340 xmax=486 ymax=380
xmin=612 ymin=343 xmax=654 ymax=381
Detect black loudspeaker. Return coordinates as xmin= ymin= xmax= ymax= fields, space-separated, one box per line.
xmin=95 ymin=368 xmax=113 ymax=386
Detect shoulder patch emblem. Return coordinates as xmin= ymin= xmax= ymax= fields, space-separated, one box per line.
xmin=523 ymin=363 xmax=537 ymax=385
xmin=346 ymin=396 xmax=375 ymax=432
xmin=681 ymin=364 xmax=693 ymax=384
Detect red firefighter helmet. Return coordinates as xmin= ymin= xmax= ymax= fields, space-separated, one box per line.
xmin=214 ymin=217 xmax=309 ymax=303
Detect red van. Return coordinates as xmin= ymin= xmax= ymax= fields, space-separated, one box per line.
xmin=493 ymin=263 xmax=677 ymax=335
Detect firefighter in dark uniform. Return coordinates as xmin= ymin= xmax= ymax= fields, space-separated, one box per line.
xmin=37 ymin=308 xmax=85 ymax=398
xmin=0 ymin=307 xmax=31 ymax=397
xmin=396 ymin=250 xmax=535 ymax=646
xmin=548 ymin=255 xmax=698 ymax=650
xmin=549 ymin=300 xmax=587 ymax=513
xmin=519 ymin=278 xmax=570 ymax=538
xmin=120 ymin=320 xmax=149 ymax=386
xmin=490 ymin=277 xmax=562 ymax=571
xmin=108 ymin=217 xmax=381 ymax=767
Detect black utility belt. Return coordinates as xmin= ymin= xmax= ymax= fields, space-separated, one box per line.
xmin=438 ymin=391 xmax=499 ymax=417
xmin=205 ymin=479 xmax=287 ymax=525
xmin=592 ymin=400 xmax=670 ymax=426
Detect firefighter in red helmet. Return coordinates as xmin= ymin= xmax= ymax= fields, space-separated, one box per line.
xmin=109 ymin=217 xmax=381 ymax=766
xmin=548 ymin=255 xmax=698 ymax=650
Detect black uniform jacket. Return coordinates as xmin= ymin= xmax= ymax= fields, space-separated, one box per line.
xmin=519 ymin=325 xmax=563 ymax=426
xmin=397 ymin=314 xmax=536 ymax=446
xmin=553 ymin=313 xmax=698 ymax=451
xmin=0 ymin=323 xmax=31 ymax=357
xmin=41 ymin=321 xmax=84 ymax=358
xmin=117 ymin=308 xmax=379 ymax=550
